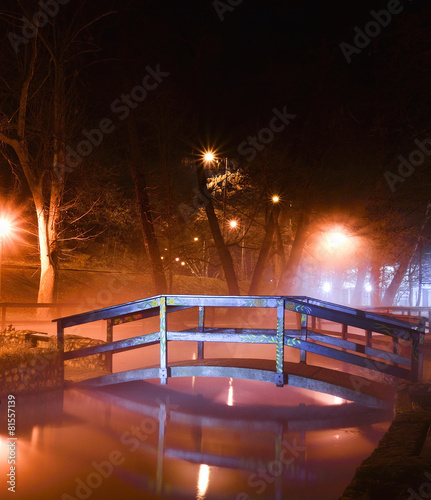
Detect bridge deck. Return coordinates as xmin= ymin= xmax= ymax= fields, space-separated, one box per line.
xmin=73 ymin=357 xmax=394 ymax=409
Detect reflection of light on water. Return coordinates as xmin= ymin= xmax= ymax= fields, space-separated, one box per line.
xmin=311 ymin=392 xmax=347 ymax=406
xmin=192 ymin=376 xmax=196 ymax=388
xmin=332 ymin=396 xmax=345 ymax=405
xmin=31 ymin=426 xmax=40 ymax=447
xmin=197 ymin=464 xmax=210 ymax=499
xmin=227 ymin=378 xmax=233 ymax=406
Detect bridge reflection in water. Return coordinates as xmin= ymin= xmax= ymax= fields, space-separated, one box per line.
xmin=0 ymin=380 xmax=393 ymax=500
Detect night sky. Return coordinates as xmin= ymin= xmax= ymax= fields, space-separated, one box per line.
xmin=85 ymin=0 xmax=431 ymax=202
xmin=1 ymin=0 xmax=431 ymax=286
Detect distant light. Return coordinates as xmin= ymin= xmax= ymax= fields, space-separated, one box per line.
xmin=181 ymin=261 xmax=185 ymax=266
xmin=160 ymin=256 xmax=164 ymax=260
xmin=327 ymin=231 xmax=347 ymax=248
xmin=365 ymin=284 xmax=372 ymax=292
xmin=272 ymin=195 xmax=280 ymax=203
xmin=194 ymin=237 xmax=199 ymax=241
xmin=203 ymin=151 xmax=215 ymax=163
xmin=229 ymin=220 xmax=238 ymax=228
xmin=0 ymin=219 xmax=11 ymax=237
xmin=175 ymin=257 xmax=180 ymax=262
xmin=323 ymin=282 xmax=331 ymax=293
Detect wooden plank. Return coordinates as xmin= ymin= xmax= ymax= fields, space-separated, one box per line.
xmin=276 ymin=300 xmax=285 ymax=385
xmin=54 ymin=296 xmax=164 ymax=328
xmin=63 ymin=333 xmax=160 ymax=360
xmin=286 ymin=297 xmax=422 ymax=336
xmin=105 ymin=319 xmax=113 ymax=373
xmin=167 ymin=330 xmax=277 ymax=343
xmin=285 ymin=298 xmax=418 ymax=340
xmin=300 ymin=314 xmax=307 ymax=363
xmin=306 ymin=330 xmax=409 ymax=366
xmin=198 ymin=306 xmax=205 ymax=359
xmin=283 ymin=337 xmax=411 ymax=380
xmin=76 ymin=358 xmax=393 ymax=408
xmin=159 ymin=296 xmax=167 ymax=384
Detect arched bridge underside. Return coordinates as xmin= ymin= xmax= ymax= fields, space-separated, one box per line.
xmin=54 ymin=295 xmax=427 ymax=409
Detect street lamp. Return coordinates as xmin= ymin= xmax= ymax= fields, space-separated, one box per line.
xmin=203 ymin=151 xmax=215 ymax=163
xmin=272 ymin=195 xmax=280 ymax=204
xmin=0 ymin=218 xmax=11 ymax=302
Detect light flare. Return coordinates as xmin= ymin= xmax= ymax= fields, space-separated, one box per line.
xmin=0 ymin=219 xmax=11 ymax=237
xmin=203 ymin=151 xmax=215 ymax=163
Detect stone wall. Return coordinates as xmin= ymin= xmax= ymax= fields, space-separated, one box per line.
xmin=0 ymin=329 xmax=107 ymax=395
xmin=59 ymin=335 xmax=107 ymax=370
xmin=0 ymin=346 xmax=63 ymax=396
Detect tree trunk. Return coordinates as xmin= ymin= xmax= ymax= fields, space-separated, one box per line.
xmin=196 ymin=164 xmax=239 ymax=295
xmin=127 ymin=118 xmax=167 ymax=294
xmin=276 ymin=209 xmax=309 ymax=294
xmin=381 ymin=258 xmax=410 ymax=307
xmin=248 ymin=205 xmax=279 ymax=294
xmin=352 ymin=264 xmax=367 ymax=306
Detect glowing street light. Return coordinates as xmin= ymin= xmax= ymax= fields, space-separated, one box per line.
xmin=365 ymin=284 xmax=372 ymax=293
xmin=229 ymin=219 xmax=238 ymax=229
xmin=272 ymin=195 xmax=280 ymax=203
xmin=326 ymin=230 xmax=348 ymax=250
xmin=322 ymin=282 xmax=331 ymax=293
xmin=203 ymin=151 xmax=215 ymax=163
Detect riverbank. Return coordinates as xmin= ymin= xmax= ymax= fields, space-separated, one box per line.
xmin=341 ymin=382 xmax=431 ymax=499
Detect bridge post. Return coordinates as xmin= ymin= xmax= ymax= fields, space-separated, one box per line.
xmin=159 ymin=296 xmax=168 ymax=385
xmin=411 ymin=323 xmax=425 ymax=382
xmin=275 ymin=300 xmax=285 ymax=387
xmin=198 ymin=305 xmax=205 ymax=359
xmin=56 ymin=319 xmax=65 ymax=383
xmin=300 ymin=314 xmax=308 ymax=363
xmin=105 ymin=319 xmax=113 ymax=373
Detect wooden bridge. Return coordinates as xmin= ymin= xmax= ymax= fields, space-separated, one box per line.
xmin=53 ymin=295 xmax=428 ymax=408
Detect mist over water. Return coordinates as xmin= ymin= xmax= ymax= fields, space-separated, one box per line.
xmin=0 ymin=370 xmax=392 ymax=500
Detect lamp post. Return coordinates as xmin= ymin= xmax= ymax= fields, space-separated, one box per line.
xmin=0 ymin=219 xmax=11 ymax=302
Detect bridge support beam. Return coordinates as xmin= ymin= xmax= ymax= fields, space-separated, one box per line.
xmin=276 ymin=300 xmax=285 ymax=387
xmin=159 ymin=297 xmax=168 ymax=385
xmin=300 ymin=314 xmax=308 ymax=363
xmin=198 ymin=306 xmax=205 ymax=359
xmin=411 ymin=330 xmax=424 ymax=382
xmin=105 ymin=319 xmax=113 ymax=373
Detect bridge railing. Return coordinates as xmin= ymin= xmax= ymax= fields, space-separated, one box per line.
xmin=364 ymin=306 xmax=431 ymax=332
xmin=53 ymin=295 xmax=426 ymax=388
